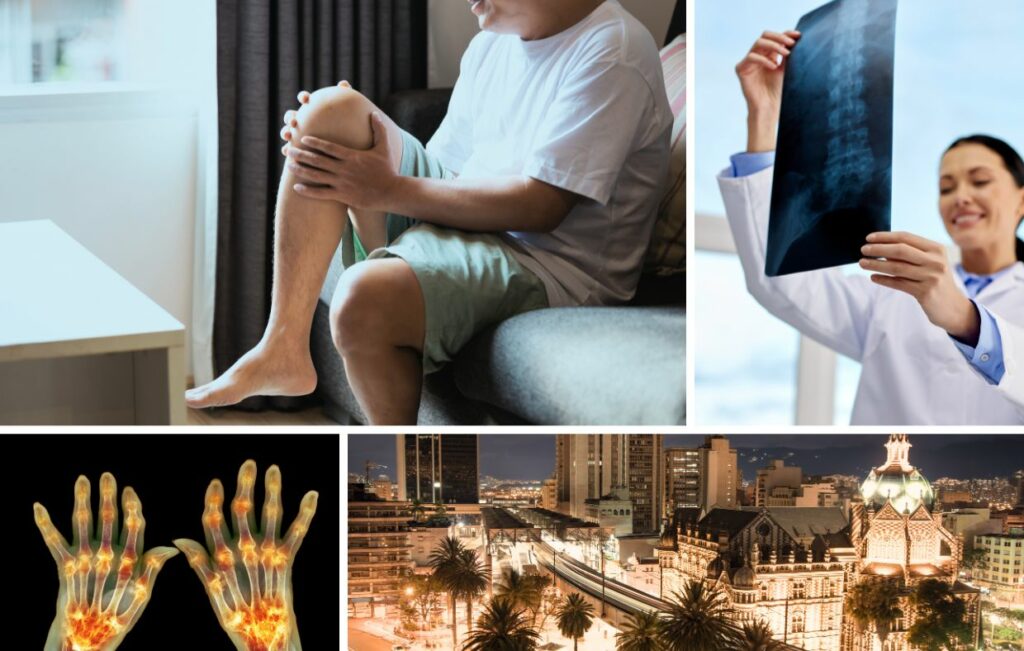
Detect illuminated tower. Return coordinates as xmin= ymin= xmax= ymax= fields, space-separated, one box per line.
xmin=395 ymin=434 xmax=479 ymax=504
xmin=844 ymin=434 xmax=981 ymax=651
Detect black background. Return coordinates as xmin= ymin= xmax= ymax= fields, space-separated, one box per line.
xmin=3 ymin=433 xmax=339 ymax=650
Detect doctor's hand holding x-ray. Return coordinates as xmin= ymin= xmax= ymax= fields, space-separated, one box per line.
xmin=718 ymin=30 xmax=1024 ymax=425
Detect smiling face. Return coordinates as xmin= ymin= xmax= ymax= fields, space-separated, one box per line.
xmin=938 ymin=143 xmax=1024 ymax=255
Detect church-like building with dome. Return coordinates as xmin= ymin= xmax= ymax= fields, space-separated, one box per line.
xmin=656 ymin=434 xmax=981 ymax=651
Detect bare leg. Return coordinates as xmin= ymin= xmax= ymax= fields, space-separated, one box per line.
xmin=186 ymin=87 xmax=403 ymax=408
xmin=330 ymin=259 xmax=426 ymax=425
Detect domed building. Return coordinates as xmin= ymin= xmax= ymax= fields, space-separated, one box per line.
xmin=859 ymin=434 xmax=935 ymax=514
xmin=843 ymin=434 xmax=981 ymax=651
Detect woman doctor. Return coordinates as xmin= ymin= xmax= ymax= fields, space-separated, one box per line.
xmin=719 ymin=30 xmax=1024 ymax=424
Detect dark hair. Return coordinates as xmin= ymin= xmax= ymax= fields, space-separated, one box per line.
xmin=945 ymin=134 xmax=1024 ymax=262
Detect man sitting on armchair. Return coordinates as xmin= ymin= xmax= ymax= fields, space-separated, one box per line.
xmin=186 ymin=0 xmax=672 ymax=424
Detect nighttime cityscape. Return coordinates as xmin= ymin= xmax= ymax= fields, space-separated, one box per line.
xmin=347 ymin=434 xmax=1024 ymax=650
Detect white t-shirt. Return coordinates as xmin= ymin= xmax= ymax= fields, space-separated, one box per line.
xmin=426 ymin=0 xmax=673 ymax=307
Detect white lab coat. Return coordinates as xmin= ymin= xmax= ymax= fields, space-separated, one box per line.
xmin=719 ymin=166 xmax=1024 ymax=425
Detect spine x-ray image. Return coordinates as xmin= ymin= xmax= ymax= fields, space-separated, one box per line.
xmin=766 ymin=0 xmax=898 ymax=276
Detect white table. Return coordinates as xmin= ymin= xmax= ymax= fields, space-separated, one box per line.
xmin=0 ymin=220 xmax=186 ymax=424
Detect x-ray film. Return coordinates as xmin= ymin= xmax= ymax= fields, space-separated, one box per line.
xmin=766 ymin=0 xmax=898 ymax=276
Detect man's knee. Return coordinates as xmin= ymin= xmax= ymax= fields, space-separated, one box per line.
xmin=294 ymin=86 xmax=375 ymax=151
xmin=329 ymin=260 xmax=420 ymax=356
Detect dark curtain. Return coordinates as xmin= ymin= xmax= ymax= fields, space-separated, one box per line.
xmin=213 ymin=0 xmax=427 ymax=410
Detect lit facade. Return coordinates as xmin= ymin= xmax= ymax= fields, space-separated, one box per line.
xmin=348 ymin=496 xmax=415 ymax=617
xmin=657 ymin=507 xmax=852 ymax=651
xmin=665 ymin=446 xmax=700 ymax=513
xmin=842 ymin=434 xmax=981 ymax=651
xmin=396 ymin=434 xmax=479 ymax=504
xmin=974 ymin=533 xmax=1024 ymax=604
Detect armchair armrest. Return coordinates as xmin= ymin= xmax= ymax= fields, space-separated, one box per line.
xmin=381 ymin=88 xmax=454 ymax=144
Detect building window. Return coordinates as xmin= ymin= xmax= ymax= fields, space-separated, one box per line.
xmin=791 ymin=612 xmax=804 ymax=634
xmin=793 ymin=582 xmax=806 ymax=599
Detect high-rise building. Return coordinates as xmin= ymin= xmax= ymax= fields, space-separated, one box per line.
xmin=698 ymin=435 xmax=737 ymax=513
xmin=555 ymin=434 xmax=663 ymax=534
xmin=665 ymin=447 xmax=700 ymax=514
xmin=755 ymin=460 xmax=802 ymax=507
xmin=396 ymin=434 xmax=479 ymax=504
xmin=541 ymin=477 xmax=558 ymax=510
xmin=347 ymin=484 xmax=414 ymax=617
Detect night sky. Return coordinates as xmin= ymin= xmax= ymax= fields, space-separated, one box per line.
xmin=347 ymin=434 xmax=1024 ymax=482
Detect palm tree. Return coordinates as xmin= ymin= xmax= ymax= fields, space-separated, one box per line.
xmin=555 ymin=592 xmax=595 ymax=651
xmin=495 ymin=568 xmax=543 ymax=615
xmin=658 ymin=579 xmax=735 ymax=651
xmin=616 ymin=609 xmax=664 ymax=651
xmin=450 ymin=548 xmax=491 ymax=637
xmin=462 ymin=597 xmax=540 ymax=651
xmin=429 ymin=536 xmax=468 ymax=648
xmin=727 ymin=619 xmax=785 ymax=651
xmin=845 ymin=580 xmax=903 ymax=646
xmin=411 ymin=499 xmax=426 ymax=523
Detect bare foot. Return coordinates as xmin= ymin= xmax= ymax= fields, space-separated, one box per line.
xmin=185 ymin=342 xmax=318 ymax=409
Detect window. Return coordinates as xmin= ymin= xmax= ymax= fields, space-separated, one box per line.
xmin=1 ymin=0 xmax=212 ymax=92
xmin=695 ymin=0 xmax=1024 ymax=425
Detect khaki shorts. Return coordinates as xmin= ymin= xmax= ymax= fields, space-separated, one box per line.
xmin=343 ymin=130 xmax=549 ymax=375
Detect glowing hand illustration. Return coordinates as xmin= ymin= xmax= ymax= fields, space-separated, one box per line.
xmin=174 ymin=460 xmax=318 ymax=651
xmin=35 ymin=473 xmax=179 ymax=651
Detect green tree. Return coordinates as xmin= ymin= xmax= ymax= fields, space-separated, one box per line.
xmin=402 ymin=573 xmax=444 ymax=631
xmin=450 ymin=548 xmax=491 ymax=637
xmin=616 ymin=609 xmax=664 ymax=651
xmin=907 ymin=579 xmax=973 ymax=651
xmin=845 ymin=580 xmax=903 ymax=645
xmin=658 ymin=579 xmax=735 ymax=651
xmin=555 ymin=593 xmax=595 ymax=651
xmin=429 ymin=536 xmax=468 ymax=648
xmin=462 ymin=597 xmax=540 ymax=651
xmin=410 ymin=499 xmax=426 ymax=523
xmin=961 ymin=546 xmax=989 ymax=573
xmin=495 ymin=569 xmax=544 ymax=616
xmin=727 ymin=619 xmax=786 ymax=651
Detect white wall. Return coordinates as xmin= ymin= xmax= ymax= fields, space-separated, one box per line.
xmin=427 ymin=0 xmax=678 ymax=87
xmin=0 ymin=0 xmax=215 ymax=411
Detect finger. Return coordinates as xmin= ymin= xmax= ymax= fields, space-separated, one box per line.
xmin=866 ymin=231 xmax=944 ymax=253
xmin=870 ymin=273 xmax=919 ymax=295
xmin=203 ymin=479 xmax=230 ymax=555
xmin=299 ymin=135 xmax=355 ymax=160
xmin=233 ymin=460 xmax=260 ymax=605
xmin=72 ymin=475 xmax=93 ymax=552
xmin=97 ymin=473 xmax=118 ymax=555
xmin=739 ymin=51 xmax=779 ymax=72
xmin=292 ymin=184 xmax=337 ymax=201
xmin=204 ymin=479 xmax=246 ymax=608
xmin=287 ymin=146 xmax=338 ymax=172
xmin=262 ymin=465 xmax=283 ymax=541
xmin=119 ymin=546 xmax=178 ymax=626
xmin=282 ymin=491 xmax=318 ymax=558
xmin=110 ymin=487 xmax=144 ymax=615
xmin=753 ymin=37 xmax=791 ymax=58
xmin=337 ymin=80 xmax=351 ymax=88
xmin=283 ymin=109 xmax=297 ymax=126
xmin=34 ymin=503 xmax=74 ymax=568
xmin=175 ymin=538 xmax=233 ymax=623
xmin=287 ymin=161 xmax=335 ymax=185
xmin=281 ymin=144 xmax=289 ymax=157
xmin=859 ymin=257 xmax=928 ymax=281
xmin=860 ymin=242 xmax=931 ymax=266
xmin=232 ymin=460 xmax=258 ymax=543
xmin=280 ymin=125 xmax=293 ymax=142
xmin=297 ymin=90 xmax=310 ymax=104
xmin=371 ymin=112 xmax=389 ymax=149
xmin=92 ymin=473 xmax=118 ymax=610
xmin=762 ymin=30 xmax=798 ymax=47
